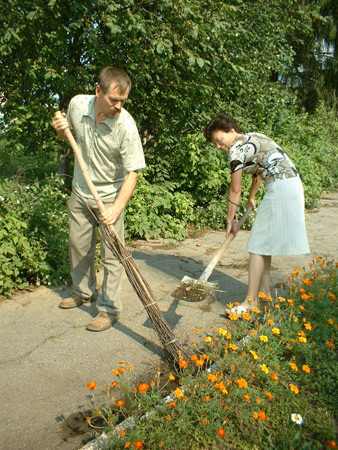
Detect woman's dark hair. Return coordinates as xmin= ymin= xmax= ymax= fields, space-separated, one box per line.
xmin=204 ymin=114 xmax=242 ymax=141
xmin=98 ymin=67 xmax=131 ymax=94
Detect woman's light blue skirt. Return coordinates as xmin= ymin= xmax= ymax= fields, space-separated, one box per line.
xmin=247 ymin=176 xmax=310 ymax=256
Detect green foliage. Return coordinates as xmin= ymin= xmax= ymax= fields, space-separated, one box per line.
xmin=0 ymin=176 xmax=70 ymax=297
xmin=125 ymin=173 xmax=195 ymax=241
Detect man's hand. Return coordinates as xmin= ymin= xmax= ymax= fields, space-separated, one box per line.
xmin=100 ymin=204 xmax=123 ymax=226
xmin=52 ymin=111 xmax=70 ymax=139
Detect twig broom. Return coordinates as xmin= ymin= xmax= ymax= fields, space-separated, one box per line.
xmin=63 ymin=126 xmax=189 ymax=366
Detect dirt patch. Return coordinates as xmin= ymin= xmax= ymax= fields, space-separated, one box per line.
xmin=171 ymin=282 xmax=214 ymax=302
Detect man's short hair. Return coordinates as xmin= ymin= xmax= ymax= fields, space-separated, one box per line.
xmin=98 ymin=67 xmax=131 ymax=94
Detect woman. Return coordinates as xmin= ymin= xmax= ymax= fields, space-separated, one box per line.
xmin=204 ymin=114 xmax=310 ymax=314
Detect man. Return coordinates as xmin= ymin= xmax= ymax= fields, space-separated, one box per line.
xmin=52 ymin=67 xmax=145 ymax=332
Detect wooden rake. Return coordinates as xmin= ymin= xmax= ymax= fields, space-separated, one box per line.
xmin=63 ymin=124 xmax=188 ymax=366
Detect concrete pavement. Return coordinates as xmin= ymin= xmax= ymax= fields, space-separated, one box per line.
xmin=1 ymin=192 xmax=337 ymax=450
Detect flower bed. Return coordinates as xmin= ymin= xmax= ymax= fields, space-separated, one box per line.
xmin=85 ymin=257 xmax=338 ymax=449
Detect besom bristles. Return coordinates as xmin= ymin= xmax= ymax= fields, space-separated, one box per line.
xmin=100 ymin=223 xmax=189 ymax=366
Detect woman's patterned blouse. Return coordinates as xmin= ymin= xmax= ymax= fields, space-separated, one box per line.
xmin=228 ymin=133 xmax=298 ymax=185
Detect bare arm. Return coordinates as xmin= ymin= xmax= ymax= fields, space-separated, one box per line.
xmin=247 ymin=175 xmax=263 ymax=210
xmin=100 ymin=171 xmax=138 ymax=225
xmin=226 ymin=169 xmax=242 ymax=237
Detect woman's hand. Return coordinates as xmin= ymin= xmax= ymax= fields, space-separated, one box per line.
xmin=246 ymin=198 xmax=256 ymax=211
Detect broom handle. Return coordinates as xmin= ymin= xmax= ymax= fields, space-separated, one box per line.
xmin=64 ymin=128 xmax=106 ymax=215
xmin=198 ymin=206 xmax=253 ymax=283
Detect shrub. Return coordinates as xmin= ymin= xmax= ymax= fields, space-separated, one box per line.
xmin=0 ymin=175 xmax=70 ymax=297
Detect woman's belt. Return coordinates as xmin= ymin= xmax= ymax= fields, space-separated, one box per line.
xmin=264 ymin=169 xmax=298 ymax=186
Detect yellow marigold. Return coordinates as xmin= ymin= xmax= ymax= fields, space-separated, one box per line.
xmin=278 ymin=297 xmax=286 ymax=303
xmin=305 ymin=322 xmax=312 ymax=331
xmin=249 ymin=350 xmax=259 ymax=360
xmin=226 ymin=303 xmax=234 ymax=309
xmin=243 ymin=394 xmax=251 ymax=402
xmin=168 ymin=373 xmax=175 ymax=381
xmin=229 ymin=313 xmax=239 ymax=321
xmin=287 ymin=299 xmax=294 ymax=307
xmin=204 ymin=336 xmax=212 ymax=343
xmin=86 ymin=417 xmax=91 ymax=425
xmin=298 ymin=336 xmax=307 ymax=343
xmin=289 ymin=384 xmax=299 ymax=394
xmin=195 ymin=358 xmax=205 ymax=367
xmin=243 ymin=312 xmax=251 ymax=321
xmin=235 ymin=378 xmax=248 ymax=389
xmin=302 ymin=365 xmax=311 ymax=373
xmin=260 ymin=364 xmax=269 ymax=374
xmin=328 ymin=318 xmax=335 ymax=325
xmin=260 ymin=335 xmax=269 ymax=343
xmin=174 ymin=387 xmax=184 ymax=399
xmin=258 ymin=292 xmax=267 ymax=299
xmin=218 ymin=327 xmax=228 ymax=336
xmin=289 ymin=362 xmax=298 ymax=371
xmin=272 ymin=328 xmax=280 ymax=335
xmin=229 ymin=343 xmax=238 ymax=351
xmin=264 ymin=391 xmax=274 ymax=400
xmin=207 ymin=373 xmax=218 ymax=383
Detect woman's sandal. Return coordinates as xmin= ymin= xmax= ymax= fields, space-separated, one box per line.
xmin=225 ymin=304 xmax=251 ymax=316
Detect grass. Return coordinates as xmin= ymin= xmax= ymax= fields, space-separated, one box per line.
xmin=85 ymin=257 xmax=338 ymax=449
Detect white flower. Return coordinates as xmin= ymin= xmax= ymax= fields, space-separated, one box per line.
xmin=291 ymin=413 xmax=303 ymax=425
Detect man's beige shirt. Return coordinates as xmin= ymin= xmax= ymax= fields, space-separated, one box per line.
xmin=67 ymin=95 xmax=145 ymax=200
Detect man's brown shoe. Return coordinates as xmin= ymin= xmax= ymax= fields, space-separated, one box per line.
xmin=59 ymin=292 xmax=97 ymax=309
xmin=86 ymin=311 xmax=119 ymax=332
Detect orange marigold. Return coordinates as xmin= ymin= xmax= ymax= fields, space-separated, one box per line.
xmin=328 ymin=441 xmax=338 ymax=449
xmin=134 ymin=440 xmax=143 ymax=449
xmin=116 ymin=400 xmax=125 ymax=407
xmin=217 ymin=428 xmax=226 ymax=437
xmin=207 ymin=373 xmax=218 ymax=383
xmin=87 ymin=381 xmax=98 ymax=390
xmin=243 ymin=394 xmax=251 ymax=402
xmin=138 ymin=383 xmax=149 ymax=393
xmin=289 ymin=384 xmax=299 ymax=394
xmin=235 ymin=378 xmax=248 ymax=389
xmin=264 ymin=391 xmax=274 ymax=400
xmin=179 ymin=360 xmax=188 ymax=369
xmin=326 ymin=340 xmax=335 ymax=349
xmin=302 ymin=365 xmax=311 ymax=373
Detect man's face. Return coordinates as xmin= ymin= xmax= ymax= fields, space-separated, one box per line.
xmin=96 ymin=82 xmax=130 ymax=118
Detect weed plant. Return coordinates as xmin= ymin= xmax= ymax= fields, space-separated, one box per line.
xmin=85 ymin=258 xmax=338 ymax=449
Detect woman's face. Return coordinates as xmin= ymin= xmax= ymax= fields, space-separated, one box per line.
xmin=211 ymin=129 xmax=238 ymax=153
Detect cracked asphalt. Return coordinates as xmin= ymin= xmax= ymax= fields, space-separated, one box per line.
xmin=1 ymin=192 xmax=337 ymax=450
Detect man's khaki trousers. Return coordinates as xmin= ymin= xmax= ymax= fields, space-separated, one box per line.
xmin=68 ymin=192 xmax=124 ymax=314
